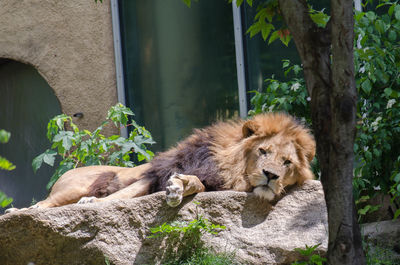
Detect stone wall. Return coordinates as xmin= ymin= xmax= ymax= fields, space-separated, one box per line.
xmin=0 ymin=0 xmax=118 ymax=134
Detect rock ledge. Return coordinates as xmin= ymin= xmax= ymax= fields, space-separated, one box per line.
xmin=0 ymin=180 xmax=328 ymax=264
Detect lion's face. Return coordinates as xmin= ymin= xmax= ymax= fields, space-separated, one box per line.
xmin=246 ymin=134 xmax=301 ymax=200
xmin=240 ymin=114 xmax=315 ymax=201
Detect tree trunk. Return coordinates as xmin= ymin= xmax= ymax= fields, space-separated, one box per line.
xmin=278 ymin=0 xmax=366 ymax=264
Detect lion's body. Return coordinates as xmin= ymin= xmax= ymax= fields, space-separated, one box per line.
xmin=9 ymin=113 xmax=316 ymax=212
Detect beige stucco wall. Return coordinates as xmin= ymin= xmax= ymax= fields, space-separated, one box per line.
xmin=0 ymin=0 xmax=118 ymax=134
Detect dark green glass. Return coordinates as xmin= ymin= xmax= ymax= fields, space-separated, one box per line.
xmin=0 ymin=60 xmax=61 ymax=211
xmin=119 ymin=0 xmax=239 ymax=151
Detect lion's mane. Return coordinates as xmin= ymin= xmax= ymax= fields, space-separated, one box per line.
xmin=145 ymin=112 xmax=315 ymax=194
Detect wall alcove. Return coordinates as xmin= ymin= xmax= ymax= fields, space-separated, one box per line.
xmin=0 ymin=59 xmax=61 ymax=211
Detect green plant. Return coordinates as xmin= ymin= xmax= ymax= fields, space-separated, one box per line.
xmin=364 ymin=240 xmax=400 ymax=265
xmin=248 ymin=60 xmax=310 ymax=124
xmin=0 ymin=130 xmax=15 ymax=171
xmin=32 ymin=103 xmax=155 ymax=190
xmin=389 ymin=168 xmax=400 ymax=219
xmin=0 ymin=129 xmax=14 ymax=208
xmin=148 ymin=202 xmax=228 ymax=264
xmin=291 ymin=244 xmax=326 ymax=265
xmin=355 ymin=195 xmax=382 ymax=222
xmin=353 ymin=1 xmax=400 ymax=207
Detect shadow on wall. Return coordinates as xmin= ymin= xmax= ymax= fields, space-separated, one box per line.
xmin=0 ymin=59 xmax=61 ymax=213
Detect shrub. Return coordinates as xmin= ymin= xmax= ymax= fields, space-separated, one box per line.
xmin=148 ymin=202 xmax=233 ymax=264
xmin=32 ymin=103 xmax=155 ymax=190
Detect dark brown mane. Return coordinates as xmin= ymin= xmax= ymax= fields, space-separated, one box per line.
xmin=145 ymin=128 xmax=224 ymax=193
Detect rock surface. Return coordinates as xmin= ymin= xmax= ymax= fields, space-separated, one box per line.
xmin=0 ymin=180 xmax=328 ymax=264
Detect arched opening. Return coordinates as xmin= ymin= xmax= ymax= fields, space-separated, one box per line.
xmin=0 ymin=59 xmax=62 ymax=211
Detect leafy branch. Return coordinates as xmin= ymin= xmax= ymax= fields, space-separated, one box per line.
xmin=32 ymin=103 xmax=155 ymax=190
xmin=0 ymin=129 xmax=15 ymax=208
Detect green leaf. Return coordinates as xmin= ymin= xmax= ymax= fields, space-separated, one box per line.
xmin=0 ymin=156 xmax=16 ymax=171
xmin=246 ymin=0 xmax=252 ymax=7
xmin=374 ymin=20 xmax=386 ymax=34
xmin=282 ymin=60 xmax=290 ymax=69
xmin=395 ymin=5 xmax=400 ymax=20
xmin=107 ymin=103 xmax=134 ymax=127
xmin=246 ymin=22 xmax=261 ymax=38
xmin=388 ymin=29 xmax=397 ymax=41
xmin=32 ymin=149 xmax=57 ymax=173
xmin=393 ymin=173 xmax=400 ymax=183
xmin=236 ymin=0 xmax=244 ymax=7
xmin=394 ymin=209 xmax=400 ymax=220
xmin=53 ymin=131 xmax=75 ymax=152
xmin=310 ymin=11 xmax=329 ymax=28
xmin=361 ymin=79 xmax=372 ymax=95
xmin=388 ymin=4 xmax=395 ymax=17
xmin=0 ymin=191 xmax=13 ymax=208
xmin=365 ymin=11 xmax=376 ymax=22
xmin=365 ymin=150 xmax=372 ymax=161
xmin=182 ymin=0 xmax=191 ymax=8
xmin=268 ymin=30 xmax=280 ymax=44
xmin=384 ymin=87 xmax=393 ymax=97
xmin=261 ymin=23 xmax=274 ymax=41
xmin=279 ymin=33 xmax=291 ymax=47
xmin=0 ymin=130 xmax=11 ymax=144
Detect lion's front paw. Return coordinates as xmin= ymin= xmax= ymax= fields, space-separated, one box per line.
xmin=77 ymin=196 xmax=99 ymax=204
xmin=166 ymin=178 xmax=183 ymax=207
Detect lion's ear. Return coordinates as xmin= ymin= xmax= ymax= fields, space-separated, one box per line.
xmin=242 ymin=120 xmax=258 ymax=138
xmin=295 ymin=134 xmax=316 ymax=163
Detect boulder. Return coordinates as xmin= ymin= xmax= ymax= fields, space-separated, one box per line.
xmin=0 ymin=180 xmax=328 ymax=264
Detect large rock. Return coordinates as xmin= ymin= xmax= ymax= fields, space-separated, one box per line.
xmin=0 ymin=180 xmax=328 ymax=264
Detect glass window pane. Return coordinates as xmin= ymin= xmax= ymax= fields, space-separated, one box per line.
xmin=242 ymin=0 xmax=330 ymax=93
xmin=119 ymin=0 xmax=239 ymax=151
xmin=0 ymin=60 xmax=61 ymax=211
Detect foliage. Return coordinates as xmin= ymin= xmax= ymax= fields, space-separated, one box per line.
xmin=364 ymin=240 xmax=400 ymax=265
xmin=249 ymin=2 xmax=400 ymax=219
xmin=291 ymin=244 xmax=327 ymax=265
xmin=0 ymin=192 xmax=13 ymax=208
xmin=352 ymin=1 xmax=400 ymax=214
xmin=0 ymin=129 xmax=14 ymax=208
xmin=148 ymin=202 xmax=229 ymax=264
xmin=355 ymin=195 xmax=381 ymax=222
xmin=248 ymin=60 xmax=310 ymax=123
xmin=33 ymin=103 xmax=155 ymax=190
xmin=0 ymin=130 xmax=16 ymax=171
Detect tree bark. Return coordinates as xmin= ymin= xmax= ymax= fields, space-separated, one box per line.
xmin=278 ymin=0 xmax=366 ymax=264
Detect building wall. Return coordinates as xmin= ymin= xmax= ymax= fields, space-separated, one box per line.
xmin=0 ymin=0 xmax=118 ymax=134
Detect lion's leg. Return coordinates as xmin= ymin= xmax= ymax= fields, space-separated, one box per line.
xmin=166 ymin=173 xmax=205 ymax=207
xmin=77 ymin=176 xmax=155 ymax=204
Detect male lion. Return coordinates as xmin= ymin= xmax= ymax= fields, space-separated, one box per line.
xmin=7 ymin=113 xmax=315 ymax=212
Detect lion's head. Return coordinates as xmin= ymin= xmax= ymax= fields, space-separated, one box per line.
xmin=241 ymin=113 xmax=316 ymax=200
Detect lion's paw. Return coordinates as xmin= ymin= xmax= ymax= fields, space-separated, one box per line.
xmin=77 ymin=196 xmax=99 ymax=204
xmin=166 ymin=177 xmax=183 ymax=207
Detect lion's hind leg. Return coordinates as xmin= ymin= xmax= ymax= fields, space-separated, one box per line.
xmin=166 ymin=173 xmax=205 ymax=207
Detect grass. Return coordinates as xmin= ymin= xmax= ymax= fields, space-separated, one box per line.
xmin=162 ymin=248 xmax=240 ymax=265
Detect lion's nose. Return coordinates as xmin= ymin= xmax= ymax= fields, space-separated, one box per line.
xmin=263 ymin=169 xmax=279 ymax=181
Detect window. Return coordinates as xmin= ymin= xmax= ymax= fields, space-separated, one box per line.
xmin=119 ymin=0 xmax=239 ymax=151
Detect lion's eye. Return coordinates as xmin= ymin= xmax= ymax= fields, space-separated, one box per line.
xmin=284 ymin=160 xmax=292 ymax=166
xmin=259 ymin=148 xmax=267 ymax=155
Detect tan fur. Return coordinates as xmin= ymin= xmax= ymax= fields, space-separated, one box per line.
xmin=5 ymin=113 xmax=315 ymax=213
xmin=210 ymin=113 xmax=315 ymax=200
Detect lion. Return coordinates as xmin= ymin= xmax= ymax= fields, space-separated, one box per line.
xmin=6 ymin=112 xmax=315 ymax=213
